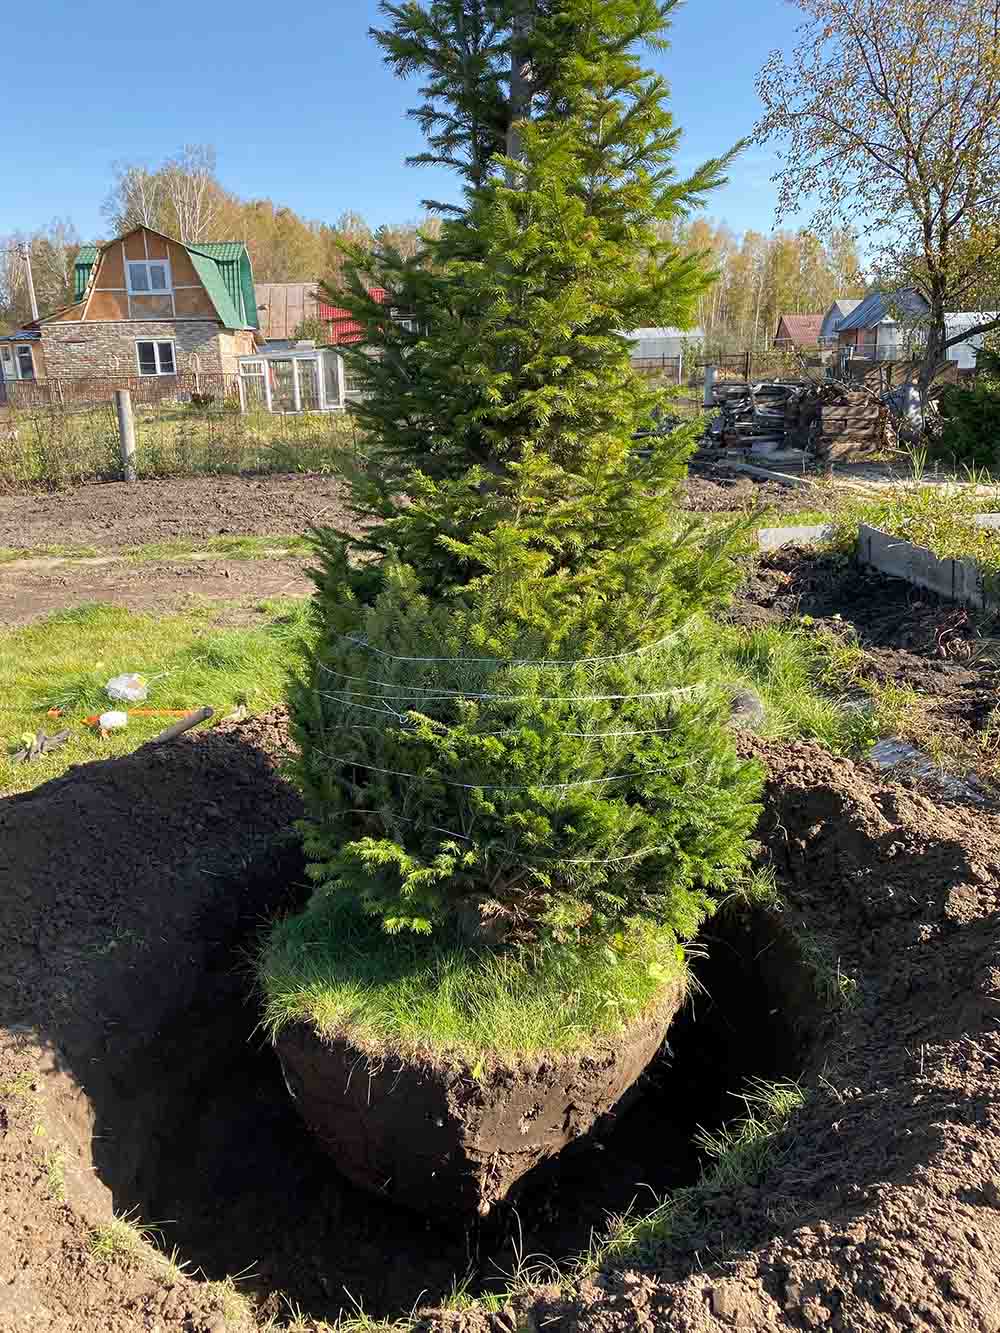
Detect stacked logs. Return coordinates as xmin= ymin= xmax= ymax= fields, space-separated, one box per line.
xmin=710 ymin=378 xmax=886 ymax=460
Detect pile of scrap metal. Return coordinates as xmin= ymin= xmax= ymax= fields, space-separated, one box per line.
xmin=705 ymin=377 xmax=887 ymax=463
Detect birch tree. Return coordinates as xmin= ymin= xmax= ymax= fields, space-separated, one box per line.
xmin=756 ymin=0 xmax=1000 ymax=403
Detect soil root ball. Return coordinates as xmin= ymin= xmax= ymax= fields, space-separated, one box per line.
xmin=275 ymin=990 xmax=683 ymax=1217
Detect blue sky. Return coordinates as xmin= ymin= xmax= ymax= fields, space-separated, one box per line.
xmin=4 ymin=0 xmax=803 ymax=242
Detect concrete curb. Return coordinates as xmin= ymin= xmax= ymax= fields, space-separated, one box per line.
xmin=856 ymin=514 xmax=1000 ymax=609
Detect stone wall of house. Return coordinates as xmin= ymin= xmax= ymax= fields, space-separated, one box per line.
xmin=40 ymin=321 xmax=225 ymax=378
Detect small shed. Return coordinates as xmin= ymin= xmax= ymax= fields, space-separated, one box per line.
xmin=238 ymin=342 xmax=345 ymax=413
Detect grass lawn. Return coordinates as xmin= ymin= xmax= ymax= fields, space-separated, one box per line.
xmin=0 ymin=534 xmax=313 ymax=565
xmin=260 ymin=897 xmax=686 ymax=1060
xmin=831 ymin=484 xmax=1000 ymax=578
xmin=0 ymin=598 xmax=312 ymax=795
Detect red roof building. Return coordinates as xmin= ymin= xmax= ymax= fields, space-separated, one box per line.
xmin=774 ymin=313 xmax=824 ymax=348
xmin=317 ymin=288 xmax=387 ymax=345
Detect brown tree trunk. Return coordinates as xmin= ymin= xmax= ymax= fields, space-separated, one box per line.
xmin=507 ymin=0 xmax=533 ymax=174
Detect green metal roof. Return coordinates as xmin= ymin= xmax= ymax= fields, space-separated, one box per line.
xmin=186 ymin=250 xmax=243 ymax=328
xmin=191 ymin=242 xmax=246 ymax=261
xmin=187 ymin=242 xmax=258 ymax=329
xmin=73 ymin=246 xmax=99 ymax=303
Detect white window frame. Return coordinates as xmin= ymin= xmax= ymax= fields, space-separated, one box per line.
xmin=390 ymin=307 xmax=418 ymax=333
xmin=135 ymin=340 xmax=177 ymax=376
xmin=126 ymin=259 xmax=172 ymax=296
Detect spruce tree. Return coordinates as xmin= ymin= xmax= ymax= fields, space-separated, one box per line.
xmin=291 ymin=0 xmax=761 ymax=948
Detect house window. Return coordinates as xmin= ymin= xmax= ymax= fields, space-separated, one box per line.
xmin=15 ymin=346 xmax=34 ymax=380
xmin=136 ymin=341 xmax=176 ymax=376
xmin=127 ymin=260 xmax=171 ymax=294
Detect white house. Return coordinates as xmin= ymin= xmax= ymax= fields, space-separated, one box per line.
xmin=944 ymin=313 xmax=999 ymax=371
xmin=627 ymin=327 xmax=702 ymax=361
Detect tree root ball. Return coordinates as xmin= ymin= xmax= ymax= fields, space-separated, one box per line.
xmin=275 ymin=986 xmax=684 ymax=1218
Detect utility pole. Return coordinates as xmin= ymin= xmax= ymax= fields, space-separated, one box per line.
xmin=21 ymin=244 xmax=38 ymax=322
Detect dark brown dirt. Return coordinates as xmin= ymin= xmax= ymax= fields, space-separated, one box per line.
xmin=437 ymin=736 xmax=1000 ymax=1332
xmin=5 ymin=705 xmax=1000 ymax=1331
xmin=734 ymin=548 xmax=1000 ymax=748
xmin=0 ymin=711 xmax=303 ymax=1332
xmin=0 ymin=473 xmax=354 ymax=551
xmin=276 ymin=989 xmax=681 ymax=1219
xmin=0 ymin=555 xmax=312 ymax=625
xmin=683 ymin=465 xmax=823 ymax=515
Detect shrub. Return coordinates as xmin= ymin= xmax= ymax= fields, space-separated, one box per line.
xmin=937 ymin=379 xmax=1000 ymax=470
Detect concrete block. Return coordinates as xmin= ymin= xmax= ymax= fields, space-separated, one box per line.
xmin=758 ymin=524 xmax=834 ymax=552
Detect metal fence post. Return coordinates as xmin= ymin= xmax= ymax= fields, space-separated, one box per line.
xmin=114 ymin=389 xmax=137 ymax=482
xmin=703 ymin=364 xmax=716 ymax=407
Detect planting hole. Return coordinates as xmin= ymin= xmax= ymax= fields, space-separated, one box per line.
xmin=88 ymin=897 xmax=820 ymax=1324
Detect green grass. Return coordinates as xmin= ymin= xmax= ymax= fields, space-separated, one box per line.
xmin=260 ymin=898 xmax=685 ymax=1060
xmin=120 ymin=533 xmax=313 ymax=563
xmin=87 ymin=1212 xmax=160 ymax=1266
xmin=758 ymin=506 xmax=837 ymax=528
xmin=681 ymin=615 xmax=916 ymax=756
xmin=0 ymin=533 xmax=312 ymax=565
xmin=584 ymin=1076 xmax=805 ymax=1270
xmin=0 ymin=599 xmax=312 ymax=794
xmin=44 ymin=1149 xmax=67 ymax=1202
xmin=830 ymin=483 xmax=1000 ymax=582
xmin=0 ymin=543 xmax=104 ymax=564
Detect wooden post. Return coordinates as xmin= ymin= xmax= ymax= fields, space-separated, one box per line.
xmin=745 ymin=349 xmax=752 ymax=381
xmin=114 ymin=389 xmax=137 ymax=482
xmin=703 ymin=364 xmax=716 ymax=407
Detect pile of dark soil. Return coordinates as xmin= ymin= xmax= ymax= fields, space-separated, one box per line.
xmin=0 ymin=473 xmax=355 ymax=550
xmin=0 ymin=711 xmax=301 ymax=1332
xmin=683 ymin=465 xmax=820 ymax=515
xmin=735 ymin=548 xmax=1000 ymax=744
xmin=447 ymin=735 xmax=1000 ymax=1331
xmin=4 ymin=706 xmax=1000 ymax=1332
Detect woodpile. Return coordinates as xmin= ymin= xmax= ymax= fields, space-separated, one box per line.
xmin=710 ymin=378 xmax=886 ymax=460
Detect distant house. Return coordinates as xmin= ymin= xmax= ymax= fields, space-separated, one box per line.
xmin=833 ymin=288 xmax=930 ymax=364
xmin=773 ymin=313 xmax=824 ymax=348
xmin=248 ymin=282 xmax=414 ymax=412
xmin=943 ymin=313 xmax=999 ymax=371
xmin=254 ymin=281 xmax=397 ymax=344
xmin=627 ymin=327 xmax=702 ymax=361
xmin=819 ymin=299 xmax=862 ymax=345
xmin=18 ymin=228 xmax=261 ymax=384
xmin=0 ymin=329 xmax=41 ymax=391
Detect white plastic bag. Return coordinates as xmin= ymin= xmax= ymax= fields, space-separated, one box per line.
xmin=99 ymin=710 xmax=129 ymax=731
xmin=105 ymin=673 xmax=148 ymax=703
